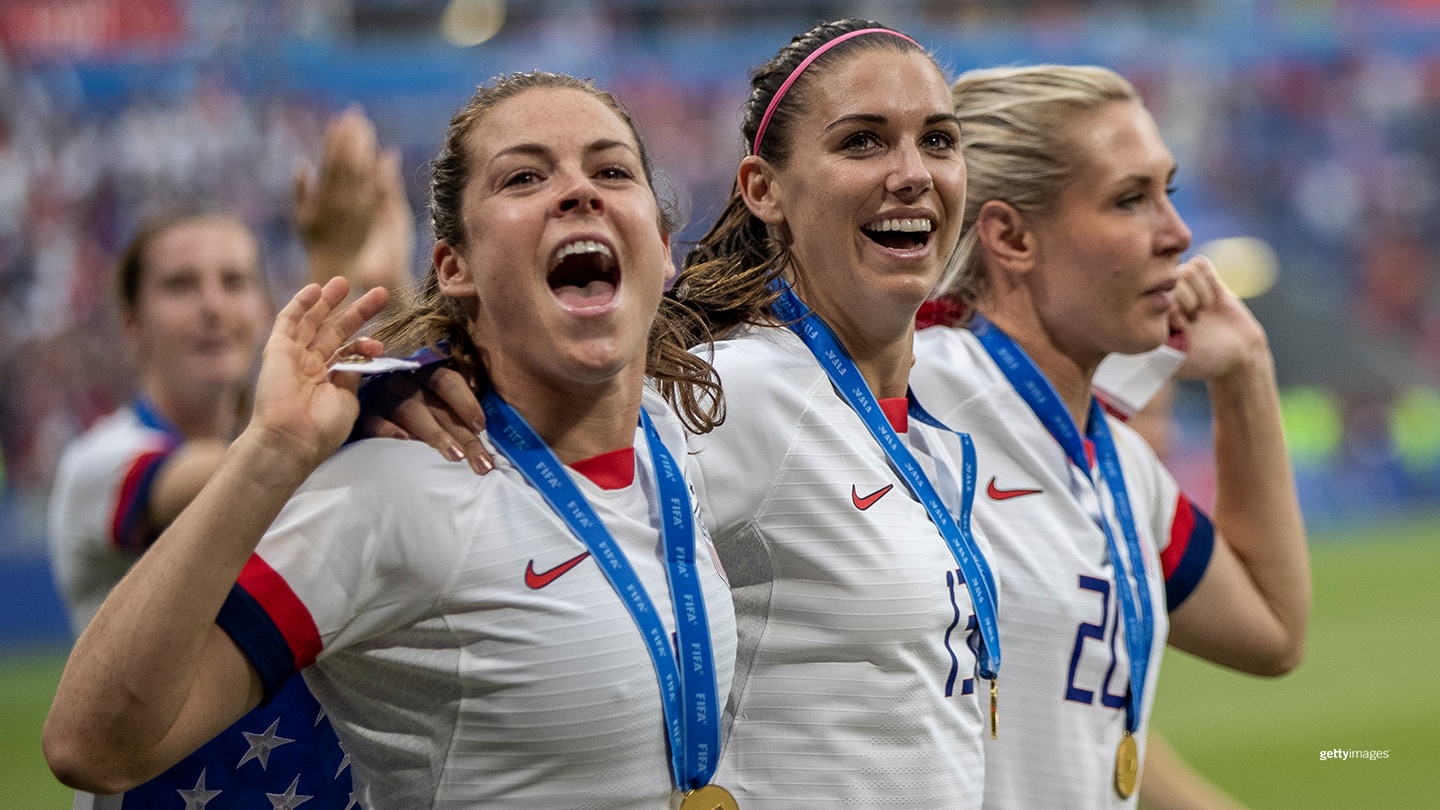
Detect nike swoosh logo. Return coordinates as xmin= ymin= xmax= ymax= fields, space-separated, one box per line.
xmin=524 ymin=552 xmax=592 ymax=589
xmin=986 ymin=477 xmax=1043 ymax=501
xmin=852 ymin=484 xmax=895 ymax=511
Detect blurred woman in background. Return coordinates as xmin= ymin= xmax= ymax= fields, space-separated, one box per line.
xmin=45 ymin=107 xmax=412 ymax=809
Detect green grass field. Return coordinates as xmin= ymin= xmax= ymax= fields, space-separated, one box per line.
xmin=1151 ymin=516 xmax=1440 ymax=808
xmin=4 ymin=517 xmax=1438 ymax=806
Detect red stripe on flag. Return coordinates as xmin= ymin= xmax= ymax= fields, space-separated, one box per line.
xmin=237 ymin=555 xmax=323 ymax=669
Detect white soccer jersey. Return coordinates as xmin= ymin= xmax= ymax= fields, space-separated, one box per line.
xmin=48 ymin=400 xmax=178 ymax=634
xmin=218 ymin=389 xmax=737 ymax=809
xmin=912 ymin=326 xmax=1214 ymax=810
xmin=690 ymin=326 xmax=994 ymax=808
xmin=48 ymin=399 xmax=354 ymax=809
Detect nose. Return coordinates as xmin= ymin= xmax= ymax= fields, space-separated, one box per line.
xmin=198 ymin=276 xmax=227 ymax=320
xmin=1157 ymin=195 xmax=1192 ymax=257
xmin=887 ymin=142 xmax=933 ymax=200
xmin=555 ymin=173 xmax=605 ymax=217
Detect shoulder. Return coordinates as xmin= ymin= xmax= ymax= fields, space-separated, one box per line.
xmin=687 ymin=327 xmax=829 ymax=455
xmin=298 ymin=437 xmax=485 ymax=513
xmin=1104 ymin=414 xmax=1178 ymax=514
xmin=698 ymin=326 xmax=824 ymax=412
xmin=912 ymin=326 xmax=995 ymax=386
xmin=700 ymin=326 xmax=820 ymax=380
xmin=911 ymin=325 xmax=1009 ymax=421
xmin=50 ymin=408 xmax=167 ymax=493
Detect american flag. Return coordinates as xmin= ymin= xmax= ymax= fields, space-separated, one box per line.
xmin=81 ymin=674 xmax=358 ymax=809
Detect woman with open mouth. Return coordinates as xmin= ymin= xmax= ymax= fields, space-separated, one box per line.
xmin=43 ymin=71 xmax=739 ymax=809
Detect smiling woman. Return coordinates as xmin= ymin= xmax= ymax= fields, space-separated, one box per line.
xmin=42 ymin=72 xmax=738 ymax=809
xmin=364 ymin=21 xmax=1002 ymax=807
xmin=666 ymin=20 xmax=1002 ymax=806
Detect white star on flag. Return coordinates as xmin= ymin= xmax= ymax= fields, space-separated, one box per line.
xmin=335 ymin=744 xmax=351 ymax=777
xmin=266 ymin=774 xmax=314 ymax=809
xmin=176 ymin=767 xmax=223 ymax=808
xmin=238 ymin=717 xmax=296 ymax=770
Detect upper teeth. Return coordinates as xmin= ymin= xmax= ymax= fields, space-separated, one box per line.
xmin=553 ymin=240 xmax=613 ymax=266
xmin=868 ymin=218 xmax=932 ymax=233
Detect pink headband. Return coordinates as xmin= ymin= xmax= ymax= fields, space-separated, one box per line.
xmin=751 ymin=27 xmax=921 ymax=156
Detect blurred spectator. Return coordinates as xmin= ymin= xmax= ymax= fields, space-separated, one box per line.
xmin=3 ymin=0 xmax=1440 ymax=546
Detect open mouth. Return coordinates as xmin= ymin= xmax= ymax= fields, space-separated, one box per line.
xmin=548 ymin=239 xmax=619 ymax=310
xmin=862 ymin=217 xmax=933 ymax=251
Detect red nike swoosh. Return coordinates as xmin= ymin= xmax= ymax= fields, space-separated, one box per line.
xmin=524 ymin=552 xmax=592 ymax=589
xmin=852 ymin=484 xmax=895 ymax=511
xmin=986 ymin=477 xmax=1043 ymax=501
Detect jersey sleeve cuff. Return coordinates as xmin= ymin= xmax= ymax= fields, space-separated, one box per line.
xmin=1161 ymin=495 xmax=1215 ymax=612
xmin=216 ymin=555 xmax=323 ymax=704
xmin=109 ymin=449 xmax=174 ymax=552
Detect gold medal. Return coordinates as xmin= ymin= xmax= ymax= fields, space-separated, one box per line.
xmin=1113 ymin=731 xmax=1139 ymax=799
xmin=679 ymin=784 xmax=739 ymax=810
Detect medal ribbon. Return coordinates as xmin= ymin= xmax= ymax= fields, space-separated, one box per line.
xmin=771 ymin=285 xmax=1000 ymax=681
xmin=133 ymin=396 xmax=185 ymax=441
xmin=970 ymin=317 xmax=1154 ymax=733
xmin=481 ymin=392 xmax=721 ymax=790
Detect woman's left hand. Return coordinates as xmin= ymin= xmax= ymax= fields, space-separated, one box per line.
xmin=1169 ymin=254 xmax=1271 ymax=383
xmin=248 ymin=276 xmax=391 ymax=472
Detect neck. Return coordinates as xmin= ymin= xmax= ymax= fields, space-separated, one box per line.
xmin=490 ymin=368 xmax=644 ymax=465
xmin=791 ymin=281 xmax=917 ymax=399
xmin=975 ymin=301 xmax=1099 ymax=430
xmin=141 ymin=379 xmax=246 ymax=441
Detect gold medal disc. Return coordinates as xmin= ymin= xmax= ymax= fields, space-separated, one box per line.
xmin=680 ymin=784 xmax=739 ymax=810
xmin=1113 ymin=731 xmax=1139 ymax=799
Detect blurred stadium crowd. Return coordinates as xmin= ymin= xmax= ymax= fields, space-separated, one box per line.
xmin=2 ymin=0 xmax=1440 ymax=560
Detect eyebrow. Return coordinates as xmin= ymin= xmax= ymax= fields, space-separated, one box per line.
xmin=1118 ymin=164 xmax=1179 ymax=187
xmin=824 ymin=111 xmax=961 ymax=133
xmin=489 ymin=138 xmax=638 ymax=163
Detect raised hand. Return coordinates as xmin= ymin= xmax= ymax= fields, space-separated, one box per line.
xmin=249 ymin=277 xmax=391 ymax=472
xmin=1169 ymin=254 xmax=1272 ymax=383
xmin=350 ymin=146 xmax=417 ymax=293
xmin=295 ymin=107 xmax=384 ymax=286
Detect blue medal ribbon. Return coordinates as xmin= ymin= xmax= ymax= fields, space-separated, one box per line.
xmin=481 ymin=391 xmax=721 ymax=791
xmin=770 ymin=285 xmax=1000 ymax=682
xmin=133 ymin=396 xmax=185 ymax=441
xmin=970 ymin=316 xmax=1154 ymax=733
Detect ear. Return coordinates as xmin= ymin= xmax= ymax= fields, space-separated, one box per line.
xmin=433 ymin=240 xmax=476 ymax=299
xmin=660 ymin=229 xmax=677 ymax=284
xmin=974 ymin=200 xmax=1036 ymax=277
xmin=737 ymin=155 xmax=786 ymax=226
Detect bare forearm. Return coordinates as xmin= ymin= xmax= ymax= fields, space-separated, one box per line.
xmin=1208 ymin=349 xmax=1311 ymax=671
xmin=44 ymin=431 xmax=316 ymax=790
